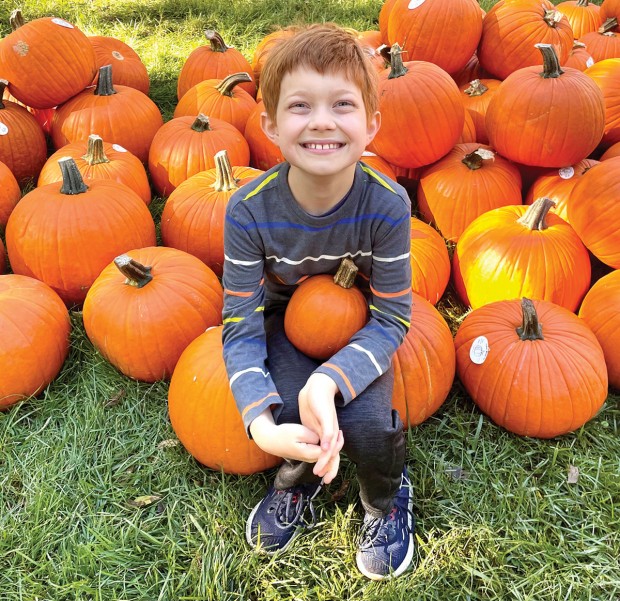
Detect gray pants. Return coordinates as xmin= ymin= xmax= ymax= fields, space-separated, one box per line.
xmin=265 ymin=311 xmax=406 ymax=517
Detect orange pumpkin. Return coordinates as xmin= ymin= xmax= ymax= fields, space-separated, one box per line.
xmin=452 ymin=198 xmax=592 ymax=312
xmin=284 ymin=258 xmax=369 ymax=360
xmin=454 ymin=298 xmax=608 ymax=438
xmin=168 ymin=325 xmax=282 ymax=474
xmin=0 ymin=274 xmax=70 ymax=409
xmin=459 ymin=79 xmax=501 ymax=145
xmin=556 ymin=0 xmax=602 ymax=39
xmin=83 ymin=247 xmax=224 ymax=382
xmin=578 ymin=268 xmax=620 ymax=390
xmin=563 ymin=41 xmax=596 ymax=71
xmin=5 ymin=157 xmax=156 ymax=306
xmin=392 ymin=293 xmax=455 ymax=428
xmin=244 ymin=100 xmax=285 ymax=171
xmin=579 ymin=19 xmax=620 ymax=62
xmin=0 ymin=160 xmax=21 ymax=230
xmin=584 ymin=58 xmax=620 ymax=150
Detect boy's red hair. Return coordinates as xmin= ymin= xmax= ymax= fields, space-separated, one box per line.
xmin=259 ymin=23 xmax=379 ymax=122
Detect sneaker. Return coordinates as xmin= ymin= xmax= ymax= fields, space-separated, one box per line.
xmin=246 ymin=481 xmax=322 ymax=554
xmin=355 ymin=467 xmax=416 ymax=580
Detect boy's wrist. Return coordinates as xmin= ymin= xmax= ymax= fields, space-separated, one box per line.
xmin=248 ymin=408 xmax=275 ymax=440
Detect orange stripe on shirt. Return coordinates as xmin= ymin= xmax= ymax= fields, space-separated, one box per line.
xmin=323 ymin=363 xmax=356 ymax=398
xmin=241 ymin=392 xmax=280 ymax=419
xmin=224 ymin=288 xmax=254 ymax=298
xmin=370 ymin=284 xmax=411 ymax=299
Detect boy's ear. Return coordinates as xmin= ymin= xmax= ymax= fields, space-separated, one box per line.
xmin=260 ymin=111 xmax=279 ymax=144
xmin=366 ymin=111 xmax=381 ymax=145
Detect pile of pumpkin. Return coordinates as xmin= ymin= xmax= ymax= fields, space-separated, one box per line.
xmin=1 ymin=0 xmax=619 ymax=475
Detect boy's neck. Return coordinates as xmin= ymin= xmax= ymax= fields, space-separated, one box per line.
xmin=287 ymin=163 xmax=357 ymax=216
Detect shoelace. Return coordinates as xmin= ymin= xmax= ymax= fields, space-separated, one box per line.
xmin=359 ymin=505 xmax=415 ymax=548
xmin=271 ymin=488 xmax=318 ymax=529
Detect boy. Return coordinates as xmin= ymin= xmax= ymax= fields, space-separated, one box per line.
xmin=222 ymin=23 xmax=414 ymax=580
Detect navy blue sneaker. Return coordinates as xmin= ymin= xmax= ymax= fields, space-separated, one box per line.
xmin=355 ymin=467 xmax=416 ymax=580
xmin=246 ymin=481 xmax=322 ymax=554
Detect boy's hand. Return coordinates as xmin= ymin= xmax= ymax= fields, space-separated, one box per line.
xmin=249 ymin=410 xmax=323 ymax=463
xmin=298 ymin=373 xmax=343 ymax=484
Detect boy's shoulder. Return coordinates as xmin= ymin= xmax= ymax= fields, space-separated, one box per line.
xmin=358 ymin=161 xmax=410 ymax=212
xmin=228 ymin=163 xmax=286 ymax=213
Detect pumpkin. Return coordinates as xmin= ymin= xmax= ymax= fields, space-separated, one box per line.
xmin=360 ymin=152 xmax=397 ymax=181
xmin=51 ymin=65 xmax=163 ymax=163
xmin=0 ymin=274 xmax=70 ymax=409
xmin=387 ymin=0 xmax=483 ymax=75
xmin=2 ymin=84 xmax=56 ymax=136
xmin=584 ymin=58 xmax=620 ymax=149
xmin=251 ymin=28 xmax=298 ymax=85
xmin=556 ymin=0 xmax=603 ymax=39
xmin=599 ymin=140 xmax=620 ymax=159
xmin=284 ymin=258 xmax=369 ymax=360
xmin=451 ymin=52 xmax=492 ymax=88
xmin=452 ymin=198 xmax=592 ymax=312
xmin=168 ymin=325 xmax=282 ymax=474
xmin=148 ymin=114 xmax=250 ymax=197
xmin=244 ymin=100 xmax=285 ymax=171
xmin=174 ymin=72 xmax=257 ymax=134
xmin=0 ymin=160 xmax=21 ymax=230
xmin=0 ymin=80 xmax=47 ymax=184
xmin=83 ymin=247 xmax=224 ymax=382
xmin=485 ymin=44 xmax=605 ymax=168
xmin=88 ymin=35 xmax=150 ymax=95
xmin=563 ymin=41 xmax=596 ymax=70
xmin=177 ymin=29 xmax=256 ymax=100
xmin=477 ymin=0 xmax=574 ymax=80
xmin=409 ymin=218 xmax=450 ymax=306
xmin=0 ymin=10 xmax=97 ymax=109
xmin=368 ymin=43 xmax=465 ymax=169
xmin=578 ymin=269 xmax=620 ymax=390
xmin=454 ymin=297 xmax=608 ymax=438
xmin=565 ymin=156 xmax=620 ymax=268
xmin=5 ymin=157 xmax=156 ymax=306
xmin=160 ymin=149 xmax=263 ymax=277
xmin=601 ymin=0 xmax=620 ymax=21
xmin=459 ymin=79 xmax=501 ymax=145
xmin=417 ymin=144 xmax=523 ymax=243
xmin=38 ymin=134 xmax=152 ymax=205
xmin=391 ymin=293 xmax=455 ymax=428
xmin=379 ymin=0 xmax=398 ymax=44
xmin=524 ymin=159 xmax=599 ymax=223
xmin=579 ymin=18 xmax=620 ymax=62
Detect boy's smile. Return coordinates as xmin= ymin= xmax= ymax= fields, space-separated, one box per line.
xmin=261 ymin=67 xmax=380 ymax=211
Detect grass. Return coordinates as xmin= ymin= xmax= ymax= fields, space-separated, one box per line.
xmin=1 ymin=0 xmax=618 ymax=599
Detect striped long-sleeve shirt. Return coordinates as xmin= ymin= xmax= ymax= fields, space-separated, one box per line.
xmin=222 ymin=161 xmax=412 ymax=434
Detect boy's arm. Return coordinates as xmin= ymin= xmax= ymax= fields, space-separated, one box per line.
xmin=313 ymin=197 xmax=412 ymax=404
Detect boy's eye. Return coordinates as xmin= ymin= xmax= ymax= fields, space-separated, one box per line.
xmin=335 ymin=100 xmax=355 ymax=109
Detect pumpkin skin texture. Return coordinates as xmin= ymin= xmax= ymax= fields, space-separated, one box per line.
xmin=485 ymin=45 xmax=605 ymax=168
xmin=454 ymin=298 xmax=608 ymax=438
xmin=584 ymin=58 xmax=620 ymax=150
xmin=578 ymin=269 xmax=620 ymax=390
xmin=0 ymin=160 xmax=21 ymax=230
xmin=563 ymin=41 xmax=596 ymax=71
xmin=417 ymin=144 xmax=523 ymax=243
xmin=38 ymin=135 xmax=152 ymax=205
xmin=5 ymin=158 xmax=156 ymax=307
xmin=387 ymin=0 xmax=482 ymax=75
xmin=244 ymin=100 xmax=285 ymax=171
xmin=168 ymin=326 xmax=282 ymax=474
xmin=284 ymin=259 xmax=369 ymax=360
xmin=452 ymin=199 xmax=592 ymax=312
xmin=0 ymin=274 xmax=70 ymax=409
xmin=459 ymin=79 xmax=501 ymax=145
xmin=0 ymin=13 xmax=97 ymax=109
xmin=477 ymin=0 xmax=574 ymax=81
xmin=392 ymin=293 xmax=455 ymax=428
xmin=566 ymin=157 xmax=620 ymax=269
xmin=579 ymin=26 xmax=620 ymax=62
xmin=556 ymin=0 xmax=602 ymax=39
xmin=83 ymin=247 xmax=224 ymax=382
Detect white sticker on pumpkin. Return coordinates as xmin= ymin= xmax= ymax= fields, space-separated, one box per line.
xmin=408 ymin=0 xmax=426 ymax=8
xmin=558 ymin=166 xmax=574 ymax=179
xmin=586 ymin=57 xmax=595 ymax=68
xmin=470 ymin=335 xmax=490 ymax=365
xmin=51 ymin=18 xmax=74 ymax=28
xmin=0 ymin=122 xmax=8 ymax=136
xmin=112 ymin=144 xmax=128 ymax=152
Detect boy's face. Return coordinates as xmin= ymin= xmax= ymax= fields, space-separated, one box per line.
xmin=261 ymin=67 xmax=380 ymax=181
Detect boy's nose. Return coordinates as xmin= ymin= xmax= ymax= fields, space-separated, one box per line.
xmin=308 ymin=107 xmax=336 ymax=130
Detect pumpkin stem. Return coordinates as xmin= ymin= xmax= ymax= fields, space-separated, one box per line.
xmin=0 ymin=79 xmax=8 ymax=109
xmin=114 ymin=254 xmax=153 ymax=288
xmin=215 ymin=72 xmax=252 ymax=97
xmin=576 ymin=0 xmax=589 ymax=6
xmin=58 ymin=157 xmax=88 ymax=195
xmin=535 ymin=43 xmax=564 ymax=79
xmin=598 ymin=17 xmax=618 ymax=34
xmin=387 ymin=43 xmax=409 ymax=80
xmin=516 ymin=298 xmax=544 ymax=341
xmin=82 ymin=134 xmax=110 ymax=165
xmin=95 ymin=65 xmax=117 ymax=96
xmin=462 ymin=148 xmax=495 ymax=171
xmin=543 ymin=8 xmax=564 ymax=27
xmin=212 ymin=150 xmax=240 ymax=192
xmin=333 ymin=258 xmax=359 ymax=288
xmin=9 ymin=9 xmax=25 ymax=30
xmin=464 ymin=79 xmax=489 ymax=97
xmin=517 ymin=197 xmax=556 ymax=231
xmin=205 ymin=29 xmax=230 ymax=52
xmin=191 ymin=114 xmax=212 ymax=132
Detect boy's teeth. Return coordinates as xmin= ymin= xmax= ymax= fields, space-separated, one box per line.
xmin=305 ymin=143 xmax=340 ymax=149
